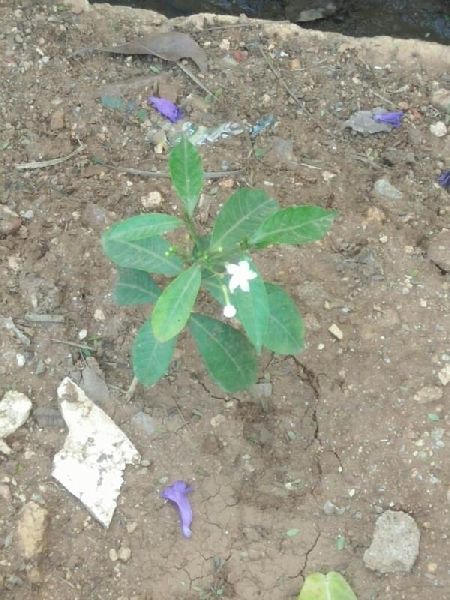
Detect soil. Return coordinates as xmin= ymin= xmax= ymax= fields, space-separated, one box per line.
xmin=1 ymin=2 xmax=450 ymax=599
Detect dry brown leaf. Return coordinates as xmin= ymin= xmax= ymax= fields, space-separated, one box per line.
xmin=103 ymin=32 xmax=208 ymax=72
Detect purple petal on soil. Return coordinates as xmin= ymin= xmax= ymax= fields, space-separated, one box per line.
xmin=161 ymin=480 xmax=193 ymax=538
xmin=438 ymin=170 xmax=450 ymax=190
xmin=372 ymin=111 xmax=404 ymax=128
xmin=148 ymin=96 xmax=182 ymax=122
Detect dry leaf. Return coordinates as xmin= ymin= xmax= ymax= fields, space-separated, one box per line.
xmin=103 ymin=32 xmax=207 ymax=72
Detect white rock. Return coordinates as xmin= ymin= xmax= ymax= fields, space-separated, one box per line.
xmin=0 ymin=391 xmax=32 ymax=454
xmin=328 ymin=324 xmax=343 ymax=340
xmin=52 ymin=378 xmax=140 ymax=527
xmin=438 ymin=364 xmax=450 ymax=386
xmin=429 ymin=121 xmax=447 ymax=137
xmin=364 ymin=510 xmax=420 ymax=573
xmin=414 ymin=386 xmax=443 ymax=404
xmin=118 ymin=546 xmax=132 ymax=562
xmin=16 ymin=501 xmax=49 ymax=560
xmin=141 ymin=191 xmax=163 ymax=208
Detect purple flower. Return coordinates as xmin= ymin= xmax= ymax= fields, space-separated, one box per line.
xmin=373 ymin=111 xmax=404 ymax=128
xmin=161 ymin=480 xmax=193 ymax=538
xmin=438 ymin=170 xmax=450 ymax=190
xmin=148 ymin=96 xmax=182 ymax=123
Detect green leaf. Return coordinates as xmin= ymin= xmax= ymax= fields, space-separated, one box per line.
xmin=298 ymin=572 xmax=357 ymax=600
xmin=231 ymin=258 xmax=268 ymax=353
xmin=113 ymin=268 xmax=161 ymax=305
xmin=250 ymin=206 xmax=336 ymax=247
xmin=202 ymin=270 xmax=225 ymax=305
xmin=189 ymin=313 xmax=257 ymax=393
xmin=263 ymin=283 xmax=304 ymax=355
xmin=102 ymin=235 xmax=182 ymax=276
xmin=168 ymin=138 xmax=203 ymax=216
xmin=102 ymin=214 xmax=183 ymax=244
xmin=211 ymin=188 xmax=278 ymax=251
xmin=152 ymin=265 xmax=201 ymax=341
xmin=132 ymin=320 xmax=176 ymax=386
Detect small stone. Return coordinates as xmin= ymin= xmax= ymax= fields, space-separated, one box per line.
xmin=94 ymin=308 xmax=105 ymax=321
xmin=141 ymin=191 xmax=163 ymax=208
xmin=323 ymin=500 xmax=336 ymax=515
xmin=126 ymin=522 xmax=137 ymax=534
xmin=16 ymin=501 xmax=49 ymax=560
xmin=50 ymin=109 xmax=64 ymax=131
xmin=438 ymin=364 xmax=450 ymax=386
xmin=429 ymin=121 xmax=447 ymax=137
xmin=118 ymin=546 xmax=132 ymax=562
xmin=414 ymin=386 xmax=443 ymax=404
xmin=249 ymin=382 xmax=273 ymax=399
xmin=428 ymin=229 xmax=450 ymax=272
xmin=374 ymin=178 xmax=403 ymax=200
xmin=328 ymin=324 xmax=343 ymax=340
xmin=109 ymin=548 xmax=118 ymax=562
xmin=364 ymin=510 xmax=420 ymax=573
xmin=210 ymin=414 xmax=226 ymax=427
xmin=219 ymin=38 xmax=230 ymax=51
xmin=130 ymin=412 xmax=156 ymax=436
xmin=78 ymin=329 xmax=87 ymax=340
xmin=16 ymin=354 xmax=26 ymax=368
xmin=431 ymin=89 xmax=450 ymax=113
xmin=0 ymin=206 xmax=21 ymax=236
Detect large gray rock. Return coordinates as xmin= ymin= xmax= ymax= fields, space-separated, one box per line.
xmin=364 ymin=510 xmax=420 ymax=573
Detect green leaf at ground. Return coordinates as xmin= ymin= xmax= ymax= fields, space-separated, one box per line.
xmin=231 ymin=257 xmax=268 ymax=353
xmin=113 ymin=268 xmax=161 ymax=305
xmin=102 ymin=214 xmax=183 ymax=244
xmin=103 ymin=235 xmax=182 ymax=276
xmin=152 ymin=265 xmax=201 ymax=341
xmin=168 ymin=138 xmax=203 ymax=216
xmin=189 ymin=313 xmax=257 ymax=392
xmin=210 ymin=188 xmax=278 ymax=251
xmin=263 ymin=283 xmax=304 ymax=355
xmin=132 ymin=320 xmax=176 ymax=386
xmin=298 ymin=572 xmax=357 ymax=600
xmin=250 ymin=206 xmax=336 ymax=247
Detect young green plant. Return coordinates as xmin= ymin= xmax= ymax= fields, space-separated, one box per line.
xmin=102 ymin=139 xmax=336 ymax=393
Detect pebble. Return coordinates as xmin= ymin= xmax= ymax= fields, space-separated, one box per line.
xmin=16 ymin=501 xmax=49 ymax=560
xmin=374 ymin=178 xmax=403 ymax=200
xmin=130 ymin=411 xmax=156 ymax=436
xmin=118 ymin=546 xmax=132 ymax=562
xmin=141 ymin=191 xmax=163 ymax=208
xmin=0 ymin=206 xmax=21 ymax=236
xmin=438 ymin=364 xmax=450 ymax=386
xmin=431 ymin=88 xmax=450 ymax=113
xmin=414 ymin=386 xmax=443 ymax=404
xmin=109 ymin=548 xmax=118 ymax=562
xmin=94 ymin=308 xmax=105 ymax=322
xmin=364 ymin=510 xmax=420 ymax=573
xmin=328 ymin=324 xmax=343 ymax=340
xmin=126 ymin=522 xmax=137 ymax=534
xmin=429 ymin=121 xmax=447 ymax=137
xmin=50 ymin=109 xmax=64 ymax=131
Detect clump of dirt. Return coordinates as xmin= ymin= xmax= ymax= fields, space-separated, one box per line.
xmin=1 ymin=2 xmax=450 ymax=599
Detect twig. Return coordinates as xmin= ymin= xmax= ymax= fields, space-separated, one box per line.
xmin=205 ymin=20 xmax=290 ymax=30
xmin=258 ymin=45 xmax=302 ymax=105
xmin=51 ymin=338 xmax=96 ymax=351
xmin=353 ymin=154 xmax=382 ymax=170
xmin=125 ymin=377 xmax=138 ymax=402
xmin=25 ymin=313 xmax=65 ymax=323
xmin=299 ymin=162 xmax=321 ymax=170
xmin=176 ymin=61 xmax=216 ymax=98
xmin=371 ymin=90 xmax=396 ymax=108
xmin=15 ymin=143 xmax=85 ymax=170
xmin=106 ymin=164 xmax=242 ymax=179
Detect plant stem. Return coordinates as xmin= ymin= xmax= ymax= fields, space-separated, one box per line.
xmin=183 ymin=211 xmax=199 ymax=244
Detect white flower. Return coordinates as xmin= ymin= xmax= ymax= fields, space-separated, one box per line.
xmin=226 ymin=260 xmax=257 ymax=293
xmin=223 ymin=304 xmax=237 ymax=318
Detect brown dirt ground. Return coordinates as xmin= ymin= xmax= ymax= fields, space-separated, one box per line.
xmin=1 ymin=2 xmax=450 ymax=599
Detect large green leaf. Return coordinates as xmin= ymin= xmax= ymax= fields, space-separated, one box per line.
xmin=168 ymin=138 xmax=203 ymax=216
xmin=263 ymin=283 xmax=304 ymax=355
xmin=231 ymin=258 xmax=268 ymax=353
xmin=152 ymin=265 xmax=201 ymax=341
xmin=132 ymin=320 xmax=177 ymax=386
xmin=298 ymin=572 xmax=357 ymax=600
xmin=201 ymin=270 xmax=225 ymax=305
xmin=102 ymin=214 xmax=183 ymax=243
xmin=211 ymin=188 xmax=278 ymax=251
xmin=102 ymin=235 xmax=182 ymax=276
xmin=250 ymin=206 xmax=336 ymax=247
xmin=113 ymin=268 xmax=161 ymax=306
xmin=189 ymin=313 xmax=257 ymax=392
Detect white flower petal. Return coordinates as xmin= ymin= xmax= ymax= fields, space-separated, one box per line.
xmin=223 ymin=304 xmax=237 ymax=318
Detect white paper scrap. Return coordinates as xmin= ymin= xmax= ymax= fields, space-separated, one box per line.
xmin=52 ymin=377 xmax=140 ymax=527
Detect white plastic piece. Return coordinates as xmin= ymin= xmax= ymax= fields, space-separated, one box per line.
xmin=52 ymin=377 xmax=140 ymax=527
xmin=0 ymin=391 xmax=32 ymax=455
